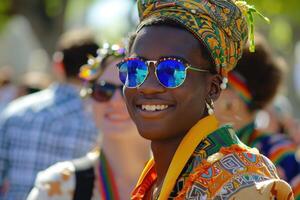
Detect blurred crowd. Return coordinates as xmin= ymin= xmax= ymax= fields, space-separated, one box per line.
xmin=0 ymin=67 xmax=52 ymax=112
xmin=0 ymin=3 xmax=300 ymax=200
xmin=0 ymin=28 xmax=299 ymax=199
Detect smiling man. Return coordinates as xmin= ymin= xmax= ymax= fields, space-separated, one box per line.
xmin=116 ymin=0 xmax=295 ymax=199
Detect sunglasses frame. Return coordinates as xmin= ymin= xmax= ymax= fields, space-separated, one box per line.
xmin=91 ymin=81 xmax=123 ymax=102
xmin=117 ymin=57 xmax=210 ymax=89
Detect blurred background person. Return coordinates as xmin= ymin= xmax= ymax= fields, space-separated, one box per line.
xmin=255 ymin=95 xmax=293 ymax=134
xmin=27 ymin=43 xmax=150 ymax=200
xmin=16 ymin=71 xmax=53 ymax=97
xmin=215 ymin=34 xmax=300 ymax=199
xmin=256 ymin=94 xmax=300 ymax=146
xmin=0 ymin=29 xmax=99 ymax=200
xmin=0 ymin=66 xmax=18 ymax=112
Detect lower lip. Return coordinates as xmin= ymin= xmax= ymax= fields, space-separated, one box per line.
xmin=135 ymin=106 xmax=175 ymax=119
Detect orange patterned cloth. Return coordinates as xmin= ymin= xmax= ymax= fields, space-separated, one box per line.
xmin=132 ymin=123 xmax=294 ymax=199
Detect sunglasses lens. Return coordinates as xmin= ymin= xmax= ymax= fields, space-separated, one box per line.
xmin=92 ymin=83 xmax=115 ymax=102
xmin=118 ymin=59 xmax=148 ymax=88
xmin=156 ymin=60 xmax=186 ymax=88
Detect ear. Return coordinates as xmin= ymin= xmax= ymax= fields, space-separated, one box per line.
xmin=52 ymin=51 xmax=66 ymax=79
xmin=206 ymin=74 xmax=222 ymax=101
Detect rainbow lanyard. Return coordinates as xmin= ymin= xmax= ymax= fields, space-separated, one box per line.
xmin=98 ymin=151 xmax=120 ymax=200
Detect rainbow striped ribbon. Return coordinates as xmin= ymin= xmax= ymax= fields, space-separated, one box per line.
xmin=98 ymin=152 xmax=120 ymax=200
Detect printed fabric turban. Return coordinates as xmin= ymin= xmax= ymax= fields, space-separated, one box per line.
xmin=136 ymin=0 xmax=250 ymax=76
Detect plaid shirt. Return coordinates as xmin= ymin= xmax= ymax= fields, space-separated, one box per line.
xmin=0 ymin=83 xmax=98 ymax=200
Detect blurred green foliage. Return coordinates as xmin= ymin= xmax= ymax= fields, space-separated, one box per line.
xmin=251 ymin=0 xmax=300 ymax=24
xmin=0 ymin=0 xmax=299 ymax=53
xmin=65 ymin=0 xmax=95 ymax=22
xmin=45 ymin=0 xmax=65 ymax=17
xmin=243 ymin=0 xmax=300 ymax=55
xmin=0 ymin=0 xmax=11 ymax=31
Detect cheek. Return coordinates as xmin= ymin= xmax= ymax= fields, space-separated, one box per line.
xmin=124 ymin=89 xmax=135 ymax=114
xmin=174 ymin=80 xmax=208 ymax=120
xmin=92 ymin=101 xmax=107 ymax=128
xmin=179 ymin=76 xmax=208 ymax=108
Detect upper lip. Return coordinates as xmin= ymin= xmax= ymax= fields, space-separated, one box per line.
xmin=135 ymin=99 xmax=175 ymax=106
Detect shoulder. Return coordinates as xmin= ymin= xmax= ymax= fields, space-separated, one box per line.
xmin=252 ymin=132 xmax=298 ymax=170
xmin=225 ymin=179 xmax=294 ymax=200
xmin=27 ymin=150 xmax=100 ymax=200
xmin=179 ymin=145 xmax=286 ymax=199
xmin=27 ymin=161 xmax=76 ymax=200
xmin=226 ymin=178 xmax=294 ymax=200
xmin=1 ymin=88 xmax=54 ymax=119
xmin=250 ymin=130 xmax=295 ymax=151
xmin=262 ymin=133 xmax=297 ymax=157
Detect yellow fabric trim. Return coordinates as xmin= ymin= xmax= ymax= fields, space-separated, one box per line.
xmin=158 ymin=115 xmax=219 ymax=199
xmin=135 ymin=158 xmax=155 ymax=187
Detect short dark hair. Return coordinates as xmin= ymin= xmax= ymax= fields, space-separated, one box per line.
xmin=127 ymin=17 xmax=215 ymax=72
xmin=234 ymin=34 xmax=286 ymax=112
xmin=56 ymin=29 xmax=99 ymax=78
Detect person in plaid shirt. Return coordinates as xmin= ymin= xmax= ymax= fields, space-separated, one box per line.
xmin=0 ymin=29 xmax=99 ymax=200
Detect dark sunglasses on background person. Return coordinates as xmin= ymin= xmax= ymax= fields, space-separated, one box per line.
xmin=117 ymin=56 xmax=211 ymax=88
xmin=91 ymin=81 xmax=123 ymax=102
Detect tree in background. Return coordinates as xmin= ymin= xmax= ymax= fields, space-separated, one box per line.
xmin=0 ymin=0 xmax=68 ymax=54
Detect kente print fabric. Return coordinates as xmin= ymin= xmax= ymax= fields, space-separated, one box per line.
xmin=237 ymin=123 xmax=300 ymax=200
xmin=137 ymin=0 xmax=249 ymax=76
xmin=132 ymin=125 xmax=294 ymax=199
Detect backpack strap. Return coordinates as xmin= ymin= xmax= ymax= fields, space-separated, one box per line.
xmin=72 ymin=152 xmax=98 ymax=200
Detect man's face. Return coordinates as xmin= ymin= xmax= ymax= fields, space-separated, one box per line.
xmin=124 ymin=25 xmax=216 ymax=141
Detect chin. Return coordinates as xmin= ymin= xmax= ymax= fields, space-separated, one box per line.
xmin=135 ymin=123 xmax=172 ymax=141
xmin=102 ymin=122 xmax=133 ymax=134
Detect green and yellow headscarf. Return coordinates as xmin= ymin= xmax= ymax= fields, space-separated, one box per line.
xmin=136 ymin=0 xmax=263 ymax=76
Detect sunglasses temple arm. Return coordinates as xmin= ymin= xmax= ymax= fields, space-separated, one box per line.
xmin=188 ymin=66 xmax=210 ymax=72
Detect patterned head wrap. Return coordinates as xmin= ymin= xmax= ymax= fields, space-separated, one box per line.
xmin=137 ymin=0 xmax=255 ymax=76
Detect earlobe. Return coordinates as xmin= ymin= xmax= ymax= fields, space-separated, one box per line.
xmin=53 ymin=51 xmax=66 ymax=79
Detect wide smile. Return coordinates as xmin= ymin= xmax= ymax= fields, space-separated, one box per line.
xmin=141 ymin=104 xmax=169 ymax=112
xmin=135 ymin=102 xmax=175 ymax=119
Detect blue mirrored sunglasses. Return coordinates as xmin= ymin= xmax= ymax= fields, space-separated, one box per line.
xmin=116 ymin=57 xmax=210 ymax=88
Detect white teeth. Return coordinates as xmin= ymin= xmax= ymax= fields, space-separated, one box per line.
xmin=141 ymin=105 xmax=169 ymax=111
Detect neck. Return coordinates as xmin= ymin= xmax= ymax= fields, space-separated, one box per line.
xmin=66 ymin=77 xmax=81 ymax=85
xmin=101 ymin=131 xmax=150 ymax=199
xmin=151 ymin=135 xmax=184 ymax=185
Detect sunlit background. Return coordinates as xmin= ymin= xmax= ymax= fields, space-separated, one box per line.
xmin=0 ymin=0 xmax=300 ymax=116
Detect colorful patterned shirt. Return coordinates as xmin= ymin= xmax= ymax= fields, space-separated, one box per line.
xmin=132 ymin=116 xmax=294 ymax=199
xmin=237 ymin=122 xmax=300 ymax=200
xmin=0 ymin=83 xmax=98 ymax=200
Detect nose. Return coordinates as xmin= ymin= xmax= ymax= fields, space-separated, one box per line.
xmin=109 ymin=88 xmax=125 ymax=109
xmin=107 ymin=89 xmax=130 ymax=115
xmin=108 ymin=90 xmax=127 ymax=113
xmin=137 ymin=63 xmax=165 ymax=95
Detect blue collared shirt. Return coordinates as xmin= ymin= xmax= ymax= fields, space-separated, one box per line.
xmin=0 ymin=83 xmax=98 ymax=200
